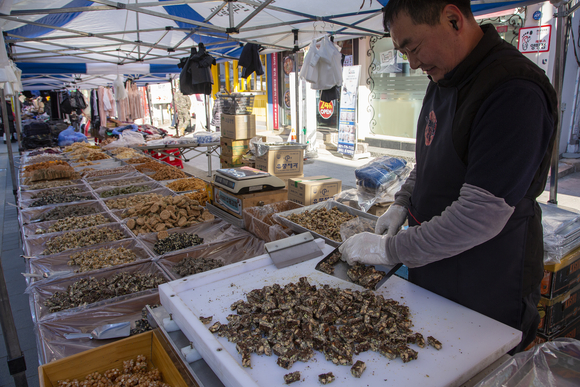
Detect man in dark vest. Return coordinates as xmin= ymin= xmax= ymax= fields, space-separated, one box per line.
xmin=340 ymin=0 xmax=557 ymax=353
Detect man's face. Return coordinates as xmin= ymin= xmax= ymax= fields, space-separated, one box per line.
xmin=390 ymin=11 xmax=459 ymax=82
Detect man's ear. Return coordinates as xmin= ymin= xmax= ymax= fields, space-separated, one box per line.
xmin=442 ymin=4 xmax=464 ymax=31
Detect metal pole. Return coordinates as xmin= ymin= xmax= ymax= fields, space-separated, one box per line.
xmin=292 ymin=29 xmax=300 ymax=143
xmin=549 ymin=5 xmax=570 ymax=204
xmin=205 ymin=94 xmax=210 ymax=131
xmin=13 ymin=96 xmax=23 ymax=151
xmin=1 ymin=89 xmax=19 ymax=202
xmin=170 ymin=76 xmax=177 ymax=136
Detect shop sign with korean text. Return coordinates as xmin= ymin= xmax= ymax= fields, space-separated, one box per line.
xmin=338 ymin=65 xmax=361 ymax=156
xmin=518 ymin=25 xmax=551 ymax=53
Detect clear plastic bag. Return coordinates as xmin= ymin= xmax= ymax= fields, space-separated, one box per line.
xmin=540 ymin=203 xmax=580 ymax=264
xmin=339 ymin=216 xmax=377 ymax=242
xmin=333 ymin=188 xmax=377 ymax=212
xmin=474 ymin=338 xmax=580 ymax=387
xmin=242 ymin=200 xmax=303 ymax=242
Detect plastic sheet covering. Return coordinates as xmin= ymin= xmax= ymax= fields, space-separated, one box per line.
xmin=340 ymin=216 xmax=377 ymax=242
xmin=242 ymin=200 xmax=303 ymax=242
xmin=540 ymin=203 xmax=580 ymax=264
xmin=36 ymin=292 xmax=160 ymax=364
xmin=157 ymin=234 xmax=266 ymax=280
xmin=27 ymin=239 xmax=153 ymax=283
xmin=88 ymin=174 xmax=153 ymax=190
xmin=21 ymin=211 xmax=117 ymax=238
xmin=26 ymin=261 xmax=168 ymax=322
xmin=102 ymin=187 xmax=176 ymax=210
xmin=137 ymin=218 xmax=256 ymax=256
xmin=354 ymin=156 xmax=411 ymax=193
xmin=19 ymin=200 xmax=108 ymax=225
xmin=24 ymin=222 xmax=132 ymax=257
xmin=474 ymin=338 xmax=580 ymax=387
xmin=18 ymin=183 xmax=91 ymax=202
xmin=102 ymin=130 xmax=145 ymax=149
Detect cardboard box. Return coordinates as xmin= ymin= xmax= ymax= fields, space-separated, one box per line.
xmin=368 ymin=202 xmax=393 ymax=217
xmin=220 ymin=136 xmax=266 ymax=157
xmin=287 ymin=176 xmax=342 ymax=206
xmin=256 ymin=148 xmax=304 ymax=176
xmin=212 ymin=185 xmax=288 ymax=218
xmin=220 ymin=154 xmax=245 ymax=168
xmin=221 ymin=114 xmax=256 ymax=139
xmin=528 ymin=315 xmax=580 ymax=350
xmin=541 ymin=245 xmax=580 ymax=299
xmin=538 ymin=282 xmax=580 ymax=335
xmin=39 ymin=331 xmax=189 ymax=387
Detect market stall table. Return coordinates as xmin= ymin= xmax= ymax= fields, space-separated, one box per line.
xmin=160 ymin=243 xmax=522 ymax=387
xmin=136 ymin=142 xmax=220 ymax=177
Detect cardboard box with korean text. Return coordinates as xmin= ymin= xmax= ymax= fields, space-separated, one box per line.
xmin=287 ymin=176 xmax=342 ymax=206
xmin=255 ymin=148 xmax=303 ymax=176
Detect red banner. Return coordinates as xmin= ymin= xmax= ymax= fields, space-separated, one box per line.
xmin=271 ymin=53 xmax=279 ymax=130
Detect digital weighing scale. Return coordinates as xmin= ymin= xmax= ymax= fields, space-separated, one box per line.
xmin=213 ymin=167 xmax=285 ymax=194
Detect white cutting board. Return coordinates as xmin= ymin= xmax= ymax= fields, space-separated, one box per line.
xmin=160 ymin=242 xmax=521 ymax=387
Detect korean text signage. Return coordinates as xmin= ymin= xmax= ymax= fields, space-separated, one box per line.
xmin=518 ymin=25 xmax=551 ymax=53
xmin=318 ymin=101 xmax=334 ymax=120
xmin=338 ymin=65 xmax=361 ymax=156
xmin=272 ymin=54 xmax=279 ymax=130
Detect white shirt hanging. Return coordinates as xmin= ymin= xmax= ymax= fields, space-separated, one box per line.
xmin=113 ymin=75 xmax=128 ymax=101
xmin=307 ymin=36 xmax=343 ymax=90
xmin=300 ymin=39 xmax=319 ymax=84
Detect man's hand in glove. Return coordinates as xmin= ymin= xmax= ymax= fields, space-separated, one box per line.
xmin=339 ymin=232 xmax=400 ymax=266
xmin=375 ymin=204 xmax=407 ymax=236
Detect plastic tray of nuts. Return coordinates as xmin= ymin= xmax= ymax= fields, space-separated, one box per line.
xmin=19 ymin=191 xmax=98 ymax=210
xmin=27 ymin=261 xmax=169 ymax=322
xmin=26 ymin=238 xmax=154 ymax=283
xmin=21 ymin=211 xmax=118 ymax=238
xmin=19 ymin=179 xmax=86 ymax=192
xmin=18 ymin=183 xmax=91 ymax=201
xmin=273 ymin=200 xmax=378 ymax=247
xmin=94 ymin=181 xmax=163 ymax=199
xmin=19 ymin=200 xmax=109 ymax=225
xmin=88 ymin=174 xmax=155 ymax=190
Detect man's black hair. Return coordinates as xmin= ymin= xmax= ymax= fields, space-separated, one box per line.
xmin=382 ymin=0 xmax=473 ymax=31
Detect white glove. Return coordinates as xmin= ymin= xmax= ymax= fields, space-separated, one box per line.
xmin=339 ymin=232 xmax=400 ymax=266
xmin=375 ymin=204 xmax=407 ymax=236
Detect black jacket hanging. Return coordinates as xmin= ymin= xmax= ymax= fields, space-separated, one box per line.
xmin=239 ymin=43 xmax=264 ymax=78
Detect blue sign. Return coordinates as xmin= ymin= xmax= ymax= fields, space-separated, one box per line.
xmin=533 ymin=11 xmax=542 ymax=20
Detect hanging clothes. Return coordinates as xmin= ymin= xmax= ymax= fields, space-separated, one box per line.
xmin=300 ymin=36 xmax=342 ymax=90
xmin=179 ymin=43 xmax=216 ymax=95
xmin=300 ymin=39 xmax=319 ymax=84
xmin=239 ymin=43 xmax=264 ymax=78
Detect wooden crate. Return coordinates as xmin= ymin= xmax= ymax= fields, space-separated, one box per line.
xmin=39 ymin=330 xmax=190 ymax=387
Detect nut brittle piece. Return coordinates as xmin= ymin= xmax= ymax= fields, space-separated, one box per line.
xmin=283 ymin=371 xmax=301 ymax=384
xmin=350 ymin=360 xmax=366 ymax=378
xmin=318 ymin=372 xmax=335 ymax=384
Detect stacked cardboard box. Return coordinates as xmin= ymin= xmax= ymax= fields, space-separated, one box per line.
xmin=255 ymin=144 xmax=305 ymax=186
xmin=220 ymin=114 xmax=256 ymax=168
xmin=287 ymin=176 xmax=342 ymax=206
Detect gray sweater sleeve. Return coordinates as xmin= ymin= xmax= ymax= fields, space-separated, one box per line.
xmin=393 ymin=166 xmax=416 ymax=208
xmin=386 ymin=183 xmax=514 ymax=268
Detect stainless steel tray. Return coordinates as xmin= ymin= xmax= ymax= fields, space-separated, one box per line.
xmin=274 ymin=200 xmax=377 ymax=247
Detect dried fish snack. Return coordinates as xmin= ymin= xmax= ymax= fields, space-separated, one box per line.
xmin=283 ymin=371 xmax=301 ymax=384
xmin=150 ymin=165 xmax=188 ymax=181
xmin=350 ymin=360 xmax=366 ymax=378
xmin=89 ymin=176 xmax=150 ymax=189
xmin=30 ymin=186 xmax=83 ymax=199
xmin=35 ymin=214 xmax=111 ymax=234
xmin=105 ymin=192 xmax=167 ymax=210
xmin=165 ymin=177 xmax=207 ymax=192
xmin=100 ymin=185 xmax=152 ymax=198
xmin=183 ymin=191 xmax=208 ymax=206
xmin=285 ymin=207 xmax=356 ymax=242
xmin=30 ymin=192 xmax=92 ymax=207
xmin=42 ymin=226 xmax=126 ymax=255
xmin=347 ymin=263 xmax=387 ymax=290
xmin=110 ymin=147 xmax=142 ymax=159
xmin=125 ymin=156 xmax=151 ymax=164
xmin=67 ymin=246 xmax=138 ymax=272
xmin=56 ymin=354 xmax=170 ymax=387
xmin=23 ymin=180 xmax=76 ymax=190
xmin=33 ymin=205 xmax=99 ymax=222
xmin=173 ymin=256 xmax=224 ymax=277
xmin=135 ymin=161 xmax=165 ymax=172
xmin=123 ymin=195 xmax=213 ymax=235
xmin=153 ymin=233 xmax=203 ymax=255
xmin=82 ymin=165 xmax=135 ymax=179
xmin=24 ymin=160 xmax=70 ymax=172
xmin=210 ymin=277 xmax=439 ymax=375
xmin=44 ymin=272 xmax=166 ymax=313
xmin=318 ymin=372 xmax=335 ymax=384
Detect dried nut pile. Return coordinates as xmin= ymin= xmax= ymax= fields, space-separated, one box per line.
xmin=125 ymin=156 xmax=151 ymax=164
xmin=105 ymin=193 xmax=167 ymax=210
xmin=24 ymin=179 xmax=75 ymax=190
xmin=82 ymin=165 xmax=135 ymax=179
xmin=100 ymin=185 xmax=151 ymax=198
xmin=67 ymin=246 xmax=138 ymax=272
xmin=23 ymin=165 xmax=80 ymax=184
xmin=319 ymin=251 xmax=386 ymax=290
xmin=34 ymin=205 xmax=99 ymax=222
xmin=173 ymin=256 xmax=224 ymax=277
xmin=25 ymin=154 xmax=64 ymax=164
xmin=44 ymin=272 xmax=165 ymax=313
xmin=23 ymin=160 xmax=70 ymax=172
xmin=285 ymin=207 xmax=356 ymax=242
xmin=90 ymin=176 xmax=150 ymax=189
xmin=35 ymin=214 xmax=111 ymax=234
xmin=42 ymin=226 xmax=126 ymax=255
xmin=111 ymin=147 xmax=142 ymax=159
xmin=151 ymin=166 xmax=187 ymax=181
xmin=131 ymin=307 xmax=155 ymax=336
xmin=76 ymin=152 xmax=111 ymax=161
xmin=165 ymin=177 xmax=207 ymax=192
xmin=30 ymin=193 xmax=91 ymax=207
xmin=208 ymin=278 xmax=442 ymax=381
xmin=183 ymin=191 xmax=208 ymax=206
xmin=30 ymin=186 xmax=83 ymax=199
xmin=123 ymin=196 xmax=214 ymax=235
xmin=56 ymin=355 xmax=169 ymax=387
xmin=135 ymin=162 xmax=164 ymax=172
xmin=73 ymin=161 xmax=95 ymax=167
xmin=64 ymin=142 xmax=101 ymax=153
xmin=153 ymin=233 xmax=203 ymax=255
